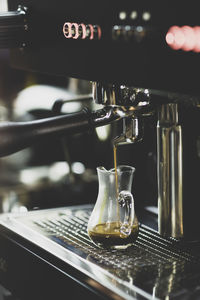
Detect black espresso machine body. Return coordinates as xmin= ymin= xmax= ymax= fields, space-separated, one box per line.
xmin=5 ymin=0 xmax=200 ymax=95
xmin=1 ymin=1 xmax=200 ymax=299
xmin=1 ymin=0 xmax=200 ymax=240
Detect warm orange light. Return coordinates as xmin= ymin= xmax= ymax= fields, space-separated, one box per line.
xmin=166 ymin=25 xmax=200 ymax=53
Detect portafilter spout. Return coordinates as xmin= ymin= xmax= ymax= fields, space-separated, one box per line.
xmin=93 ymin=82 xmax=153 ymax=146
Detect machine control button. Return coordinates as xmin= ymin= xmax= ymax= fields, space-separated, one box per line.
xmin=112 ymin=25 xmax=149 ymax=42
xmin=63 ymin=22 xmax=101 ymax=40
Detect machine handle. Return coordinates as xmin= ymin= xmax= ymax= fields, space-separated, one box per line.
xmin=0 ymin=6 xmax=27 ymax=48
xmin=118 ymin=190 xmax=135 ymax=237
xmin=0 ymin=108 xmax=92 ymax=157
xmin=0 ymin=106 xmax=125 ymax=157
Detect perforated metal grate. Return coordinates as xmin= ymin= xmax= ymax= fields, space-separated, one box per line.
xmin=31 ymin=207 xmax=200 ymax=299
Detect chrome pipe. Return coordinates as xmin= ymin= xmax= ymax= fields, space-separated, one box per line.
xmin=157 ymin=103 xmax=183 ymax=238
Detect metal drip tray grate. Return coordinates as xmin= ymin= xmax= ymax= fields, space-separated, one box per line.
xmin=1 ymin=205 xmax=200 ymax=299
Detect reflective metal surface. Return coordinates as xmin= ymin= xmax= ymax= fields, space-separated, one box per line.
xmin=93 ymin=82 xmax=151 ymax=110
xmin=0 ymin=0 xmax=8 ymax=12
xmin=157 ymin=104 xmax=183 ymax=238
xmin=113 ymin=117 xmax=143 ymax=146
xmin=93 ymin=82 xmax=151 ymax=148
xmin=1 ymin=205 xmax=200 ymax=299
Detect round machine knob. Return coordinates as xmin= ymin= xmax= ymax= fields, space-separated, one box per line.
xmin=112 ymin=25 xmax=152 ymax=42
xmin=0 ymin=6 xmax=27 ymax=48
xmin=63 ymin=22 xmax=101 ymax=40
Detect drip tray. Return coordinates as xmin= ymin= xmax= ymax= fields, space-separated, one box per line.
xmin=1 ymin=205 xmax=200 ymax=300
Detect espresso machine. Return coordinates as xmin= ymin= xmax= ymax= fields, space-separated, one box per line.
xmin=1 ymin=1 xmax=200 ymax=299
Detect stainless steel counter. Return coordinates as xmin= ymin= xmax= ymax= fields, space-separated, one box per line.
xmin=0 ymin=205 xmax=200 ymax=299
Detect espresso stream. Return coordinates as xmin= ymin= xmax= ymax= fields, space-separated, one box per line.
xmin=113 ymin=145 xmax=120 ymax=221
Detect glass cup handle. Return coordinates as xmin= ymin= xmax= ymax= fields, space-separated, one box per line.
xmin=118 ymin=190 xmax=134 ymax=237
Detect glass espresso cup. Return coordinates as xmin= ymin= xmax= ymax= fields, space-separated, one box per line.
xmin=87 ymin=165 xmax=139 ymax=249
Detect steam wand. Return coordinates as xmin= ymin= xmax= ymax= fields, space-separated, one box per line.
xmin=0 ymin=106 xmax=127 ymax=157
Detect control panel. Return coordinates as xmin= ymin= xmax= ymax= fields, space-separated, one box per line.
xmin=2 ymin=0 xmax=200 ymax=94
